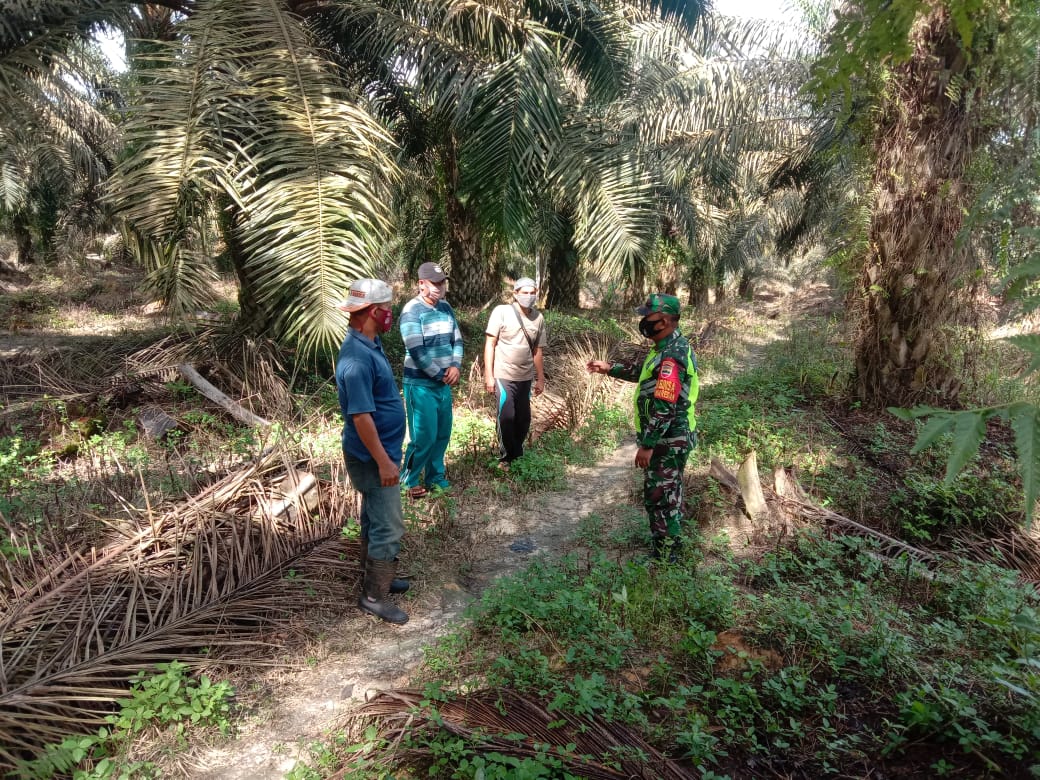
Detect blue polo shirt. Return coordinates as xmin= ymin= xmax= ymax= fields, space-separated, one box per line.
xmin=335 ymin=329 xmax=406 ymax=463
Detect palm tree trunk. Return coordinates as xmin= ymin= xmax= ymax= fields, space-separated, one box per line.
xmin=655 ymin=256 xmax=681 ymax=295
xmin=443 ymin=141 xmax=497 ymax=306
xmin=627 ymin=262 xmax=646 ymax=306
xmin=220 ymin=199 xmax=272 ymax=335
xmin=12 ymin=215 xmax=34 ymax=264
xmin=445 ymin=193 xmax=496 ymax=306
xmin=852 ymin=6 xmax=979 ymax=408
xmin=738 ymin=270 xmax=754 ymax=300
xmin=545 ymin=217 xmax=580 ymax=309
xmin=687 ymin=256 xmax=710 ymax=307
xmin=714 ymin=269 xmax=726 ymax=302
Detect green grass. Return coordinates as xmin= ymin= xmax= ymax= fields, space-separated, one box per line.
xmin=348 ymin=532 xmax=1039 ymax=778
xmin=286 ymin=307 xmax=1040 ymax=779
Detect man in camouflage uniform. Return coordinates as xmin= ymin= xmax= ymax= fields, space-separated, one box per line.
xmin=587 ymin=293 xmax=699 ymax=558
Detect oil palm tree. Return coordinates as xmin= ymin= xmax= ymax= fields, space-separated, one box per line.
xmin=109 ymin=1 xmax=399 ymax=356
xmin=112 ymin=0 xmax=655 ymax=335
xmin=319 ymin=0 xmax=729 ymax=308
xmin=311 ymin=0 xmax=648 ymax=306
xmin=573 ymin=11 xmax=821 ymax=305
xmin=0 ymin=4 xmax=126 ymax=262
xmin=811 ymin=0 xmax=1040 ymax=407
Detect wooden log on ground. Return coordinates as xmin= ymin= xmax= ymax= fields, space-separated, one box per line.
xmin=177 ymin=364 xmax=271 ymax=428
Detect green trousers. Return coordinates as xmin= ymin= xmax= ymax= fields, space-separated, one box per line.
xmin=643 ymin=436 xmax=693 ymax=538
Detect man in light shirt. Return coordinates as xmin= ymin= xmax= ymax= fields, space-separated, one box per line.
xmin=484 ymin=277 xmax=546 ymax=470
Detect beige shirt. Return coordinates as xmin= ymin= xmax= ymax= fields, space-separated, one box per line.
xmin=485 ymin=303 xmax=546 ymax=381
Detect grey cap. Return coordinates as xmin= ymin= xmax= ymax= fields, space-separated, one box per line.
xmin=338 ymin=278 xmax=393 ymax=312
xmin=514 ymin=277 xmax=537 ymax=292
xmin=417 ymin=262 xmax=448 ymax=283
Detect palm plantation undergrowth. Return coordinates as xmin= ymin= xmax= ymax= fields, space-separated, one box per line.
xmin=0 ymin=259 xmax=1038 ymax=777
xmin=2 ymin=0 xmax=1040 ymax=776
xmin=279 ymin=297 xmax=1040 ymax=780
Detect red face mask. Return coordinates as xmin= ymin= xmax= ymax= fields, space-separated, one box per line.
xmin=372 ymin=306 xmax=393 ymax=333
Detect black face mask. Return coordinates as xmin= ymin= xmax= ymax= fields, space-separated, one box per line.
xmin=639 ymin=316 xmax=667 ymax=339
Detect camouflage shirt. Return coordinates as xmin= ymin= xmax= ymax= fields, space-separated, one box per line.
xmin=608 ymin=330 xmax=698 ymax=449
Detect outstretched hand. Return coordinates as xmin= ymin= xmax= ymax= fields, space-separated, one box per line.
xmin=586 ymin=360 xmax=610 ymax=374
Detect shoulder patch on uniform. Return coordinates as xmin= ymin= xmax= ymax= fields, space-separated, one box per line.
xmin=654 ymin=357 xmax=681 ymax=403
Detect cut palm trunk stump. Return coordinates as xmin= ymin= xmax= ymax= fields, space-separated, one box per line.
xmin=709 ymin=451 xmax=935 ymax=567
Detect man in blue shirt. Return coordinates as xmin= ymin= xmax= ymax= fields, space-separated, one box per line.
xmin=399 ymin=262 xmax=463 ymax=498
xmin=336 ymin=278 xmax=409 ymax=624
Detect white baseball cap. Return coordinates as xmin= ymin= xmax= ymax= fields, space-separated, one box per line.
xmin=514 ymin=277 xmax=537 ymax=291
xmin=338 ymin=279 xmax=393 ymax=312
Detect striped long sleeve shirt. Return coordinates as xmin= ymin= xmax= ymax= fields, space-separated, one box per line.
xmin=400 ymin=296 xmax=463 ymax=387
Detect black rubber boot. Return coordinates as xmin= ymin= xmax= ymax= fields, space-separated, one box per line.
xmin=359 ymin=558 xmax=409 ymax=624
xmin=360 ymin=538 xmax=410 ymax=594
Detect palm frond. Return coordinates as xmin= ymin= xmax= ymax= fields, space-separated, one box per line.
xmin=571 ymin=149 xmax=658 ymax=278
xmin=0 ymin=444 xmax=359 ymax=772
xmin=0 ymin=3 xmax=124 ymax=150
xmin=344 ymin=687 xmax=697 ymax=780
xmin=113 ymin=0 xmax=399 ymax=357
xmin=124 ymin=227 xmax=221 ymax=316
xmin=0 ymin=133 xmax=30 ymax=213
xmin=459 ymin=28 xmax=566 ymax=242
xmin=521 ymin=0 xmax=632 ymax=102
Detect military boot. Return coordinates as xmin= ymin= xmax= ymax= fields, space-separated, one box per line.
xmin=359 ymin=538 xmax=410 ymax=594
xmin=359 ymin=558 xmax=409 ymax=624
xmin=651 ymin=535 xmax=682 ymax=564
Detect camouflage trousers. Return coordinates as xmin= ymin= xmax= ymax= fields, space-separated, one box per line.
xmin=643 ymin=434 xmax=694 ymax=539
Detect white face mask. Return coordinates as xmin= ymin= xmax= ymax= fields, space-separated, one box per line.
xmin=515 ymin=292 xmax=537 ymax=309
xmin=421 ymin=282 xmax=445 ymax=303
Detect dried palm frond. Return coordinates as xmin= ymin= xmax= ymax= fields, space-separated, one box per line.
xmin=605 ymin=341 xmax=649 ymax=374
xmin=536 ymin=336 xmax=632 ymax=435
xmin=339 ymin=687 xmax=695 ymax=780
xmin=0 ymin=443 xmax=360 ymax=771
xmin=0 ymin=333 xmax=166 ymax=404
xmin=947 ymin=524 xmax=1040 ymax=587
xmin=0 ymin=324 xmax=296 ymax=425
xmin=127 ymin=326 xmax=293 ymax=419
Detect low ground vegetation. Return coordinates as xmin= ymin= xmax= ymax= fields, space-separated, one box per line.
xmin=1 ymin=266 xmax=1038 ymax=778
xmin=282 ymin=296 xmax=1039 ymax=779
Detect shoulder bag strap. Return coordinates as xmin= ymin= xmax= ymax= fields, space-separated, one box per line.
xmin=512 ymin=302 xmax=537 ymax=354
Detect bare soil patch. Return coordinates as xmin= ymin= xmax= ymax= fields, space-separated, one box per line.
xmin=181 ymin=295 xmax=803 ymax=779
xmin=187 ymin=444 xmax=643 ymax=779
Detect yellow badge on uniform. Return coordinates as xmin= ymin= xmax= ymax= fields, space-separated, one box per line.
xmin=654 ymin=357 xmax=680 ymax=403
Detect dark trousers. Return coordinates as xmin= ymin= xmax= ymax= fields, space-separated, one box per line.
xmin=495 ymin=378 xmax=532 ymax=463
xmin=344 ymin=455 xmax=404 ymax=561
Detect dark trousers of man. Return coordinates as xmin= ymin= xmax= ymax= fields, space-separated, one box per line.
xmin=343 ymin=454 xmax=404 ymax=561
xmin=495 ymin=378 xmax=532 ymax=463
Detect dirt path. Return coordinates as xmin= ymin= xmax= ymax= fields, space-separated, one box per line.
xmin=186 ymin=289 xmax=808 ymax=778
xmin=190 ymin=445 xmax=642 ymax=779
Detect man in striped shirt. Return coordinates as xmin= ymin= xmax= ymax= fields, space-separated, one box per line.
xmin=399 ymin=262 xmax=464 ymax=498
